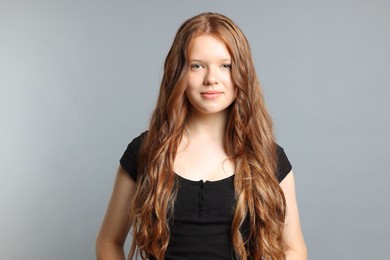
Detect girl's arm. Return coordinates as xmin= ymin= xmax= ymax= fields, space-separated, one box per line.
xmin=96 ymin=166 xmax=136 ymax=260
xmin=280 ymin=171 xmax=307 ymax=260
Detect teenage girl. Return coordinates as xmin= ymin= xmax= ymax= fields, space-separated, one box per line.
xmin=96 ymin=12 xmax=307 ymax=260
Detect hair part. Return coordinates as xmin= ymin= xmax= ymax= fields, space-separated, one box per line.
xmin=128 ymin=12 xmax=287 ymax=260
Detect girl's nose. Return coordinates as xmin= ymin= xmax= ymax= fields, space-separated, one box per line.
xmin=203 ymin=67 xmax=220 ymax=86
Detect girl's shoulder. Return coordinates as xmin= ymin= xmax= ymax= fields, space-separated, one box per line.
xmin=275 ymin=144 xmax=292 ymax=183
xmin=119 ymin=131 xmax=148 ymax=181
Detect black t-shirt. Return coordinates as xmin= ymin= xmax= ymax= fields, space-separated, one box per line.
xmin=120 ymin=132 xmax=292 ymax=259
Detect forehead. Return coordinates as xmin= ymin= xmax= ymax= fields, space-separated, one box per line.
xmin=189 ymin=35 xmax=231 ymax=60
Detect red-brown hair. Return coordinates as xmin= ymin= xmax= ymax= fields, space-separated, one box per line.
xmin=128 ymin=12 xmax=286 ymax=259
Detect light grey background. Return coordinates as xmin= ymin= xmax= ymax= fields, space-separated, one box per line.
xmin=1 ymin=0 xmax=389 ymax=259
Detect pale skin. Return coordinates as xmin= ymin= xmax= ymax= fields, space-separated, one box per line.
xmin=96 ymin=35 xmax=307 ymax=259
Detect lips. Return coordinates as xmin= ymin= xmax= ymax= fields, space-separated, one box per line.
xmin=200 ymin=91 xmax=223 ymax=100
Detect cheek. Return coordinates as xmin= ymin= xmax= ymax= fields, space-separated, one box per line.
xmin=187 ymin=76 xmax=198 ymax=90
xmin=184 ymin=86 xmax=190 ymax=99
xmin=185 ymin=82 xmax=195 ymax=97
xmin=221 ymin=72 xmax=233 ymax=86
xmin=184 ymin=87 xmax=195 ymax=102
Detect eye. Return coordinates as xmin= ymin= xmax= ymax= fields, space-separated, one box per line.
xmin=222 ymin=64 xmax=232 ymax=69
xmin=190 ymin=64 xmax=203 ymax=70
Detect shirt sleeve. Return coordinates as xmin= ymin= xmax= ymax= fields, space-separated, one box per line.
xmin=276 ymin=145 xmax=292 ymax=183
xmin=119 ymin=132 xmax=147 ymax=182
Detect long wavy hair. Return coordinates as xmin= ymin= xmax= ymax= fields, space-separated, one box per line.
xmin=128 ymin=12 xmax=287 ymax=260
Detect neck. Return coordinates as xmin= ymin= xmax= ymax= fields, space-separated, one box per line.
xmin=185 ymin=110 xmax=228 ymax=141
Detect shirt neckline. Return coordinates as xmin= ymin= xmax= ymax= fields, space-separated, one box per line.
xmin=174 ymin=172 xmax=235 ymax=185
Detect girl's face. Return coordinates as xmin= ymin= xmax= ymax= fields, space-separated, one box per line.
xmin=186 ymin=35 xmax=236 ymax=117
